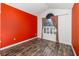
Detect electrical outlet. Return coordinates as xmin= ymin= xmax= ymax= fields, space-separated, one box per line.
xmin=13 ymin=37 xmax=16 ymax=40
xmin=0 ymin=40 xmax=1 ymax=43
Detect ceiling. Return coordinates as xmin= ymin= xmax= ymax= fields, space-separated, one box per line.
xmin=6 ymin=3 xmax=74 ymax=16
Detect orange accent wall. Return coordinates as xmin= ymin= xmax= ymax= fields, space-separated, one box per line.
xmin=72 ymin=3 xmax=79 ymax=56
xmin=0 ymin=3 xmax=37 ymax=48
xmin=0 ymin=3 xmax=1 ymax=48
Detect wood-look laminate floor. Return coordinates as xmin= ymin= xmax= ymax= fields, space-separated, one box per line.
xmin=0 ymin=38 xmax=74 ymax=56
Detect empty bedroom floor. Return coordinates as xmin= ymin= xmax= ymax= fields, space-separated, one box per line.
xmin=0 ymin=38 xmax=74 ymax=56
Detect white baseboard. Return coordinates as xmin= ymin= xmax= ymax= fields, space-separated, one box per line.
xmin=41 ymin=38 xmax=71 ymax=45
xmin=1 ymin=37 xmax=76 ymax=56
xmin=71 ymin=45 xmax=76 ymax=56
xmin=0 ymin=37 xmax=37 ymax=50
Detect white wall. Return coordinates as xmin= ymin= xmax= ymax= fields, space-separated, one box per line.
xmin=0 ymin=3 xmax=1 ymax=13
xmin=37 ymin=9 xmax=72 ymax=45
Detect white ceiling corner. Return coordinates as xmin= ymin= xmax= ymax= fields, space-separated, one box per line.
xmin=6 ymin=3 xmax=74 ymax=16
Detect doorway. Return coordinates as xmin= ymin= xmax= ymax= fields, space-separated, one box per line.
xmin=41 ymin=13 xmax=59 ymax=44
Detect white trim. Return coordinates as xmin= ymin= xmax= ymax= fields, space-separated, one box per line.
xmin=38 ymin=37 xmax=72 ymax=46
xmin=0 ymin=36 xmax=76 ymax=56
xmin=71 ymin=45 xmax=76 ymax=56
xmin=0 ymin=37 xmax=37 ymax=50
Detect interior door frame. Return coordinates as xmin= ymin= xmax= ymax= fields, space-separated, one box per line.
xmin=51 ymin=16 xmax=59 ymax=44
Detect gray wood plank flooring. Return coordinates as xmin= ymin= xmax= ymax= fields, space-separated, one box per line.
xmin=0 ymin=38 xmax=74 ymax=56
